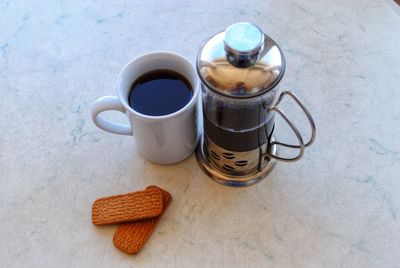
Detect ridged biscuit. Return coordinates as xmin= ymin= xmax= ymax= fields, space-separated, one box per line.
xmin=92 ymin=187 xmax=163 ymax=226
xmin=113 ymin=186 xmax=171 ymax=254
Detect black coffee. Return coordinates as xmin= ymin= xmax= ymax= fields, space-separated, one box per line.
xmin=203 ymin=111 xmax=275 ymax=151
xmin=128 ymin=70 xmax=192 ymax=116
xmin=202 ymin=93 xmax=277 ymax=151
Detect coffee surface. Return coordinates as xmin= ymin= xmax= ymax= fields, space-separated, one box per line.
xmin=129 ymin=70 xmax=192 ymax=116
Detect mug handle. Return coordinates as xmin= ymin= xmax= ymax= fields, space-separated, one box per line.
xmin=91 ymin=96 xmax=133 ymax=136
xmin=264 ymin=90 xmax=316 ymax=162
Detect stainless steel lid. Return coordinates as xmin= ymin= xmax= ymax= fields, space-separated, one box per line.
xmin=197 ymin=22 xmax=285 ymax=98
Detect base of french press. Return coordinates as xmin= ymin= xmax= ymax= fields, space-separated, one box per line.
xmin=195 ymin=136 xmax=278 ymax=187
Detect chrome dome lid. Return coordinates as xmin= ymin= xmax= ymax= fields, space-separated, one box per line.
xmin=197 ymin=22 xmax=285 ymax=98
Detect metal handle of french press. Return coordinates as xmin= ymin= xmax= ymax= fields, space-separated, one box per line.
xmin=263 ymin=90 xmax=316 ymax=162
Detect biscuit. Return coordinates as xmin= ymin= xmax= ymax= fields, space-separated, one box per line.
xmin=113 ymin=186 xmax=171 ymax=254
xmin=92 ymin=187 xmax=163 ymax=226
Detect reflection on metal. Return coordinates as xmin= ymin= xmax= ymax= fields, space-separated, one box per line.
xmin=196 ymin=135 xmax=278 ymax=187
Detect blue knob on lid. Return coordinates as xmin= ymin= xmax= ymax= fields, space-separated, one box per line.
xmin=224 ymin=22 xmax=264 ymax=53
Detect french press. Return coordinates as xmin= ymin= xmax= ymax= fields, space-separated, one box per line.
xmin=196 ymin=22 xmax=316 ymax=187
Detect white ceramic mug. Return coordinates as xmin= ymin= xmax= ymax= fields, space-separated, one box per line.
xmin=91 ymin=52 xmax=200 ymax=164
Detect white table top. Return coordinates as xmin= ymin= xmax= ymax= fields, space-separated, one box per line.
xmin=1 ymin=0 xmax=400 ymax=267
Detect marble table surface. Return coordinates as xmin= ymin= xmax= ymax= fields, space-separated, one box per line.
xmin=1 ymin=0 xmax=400 ymax=267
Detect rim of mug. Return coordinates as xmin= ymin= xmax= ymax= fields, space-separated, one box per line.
xmin=117 ymin=51 xmax=200 ymax=121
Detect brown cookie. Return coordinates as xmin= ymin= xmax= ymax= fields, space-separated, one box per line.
xmin=113 ymin=186 xmax=171 ymax=254
xmin=92 ymin=187 xmax=164 ymax=226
